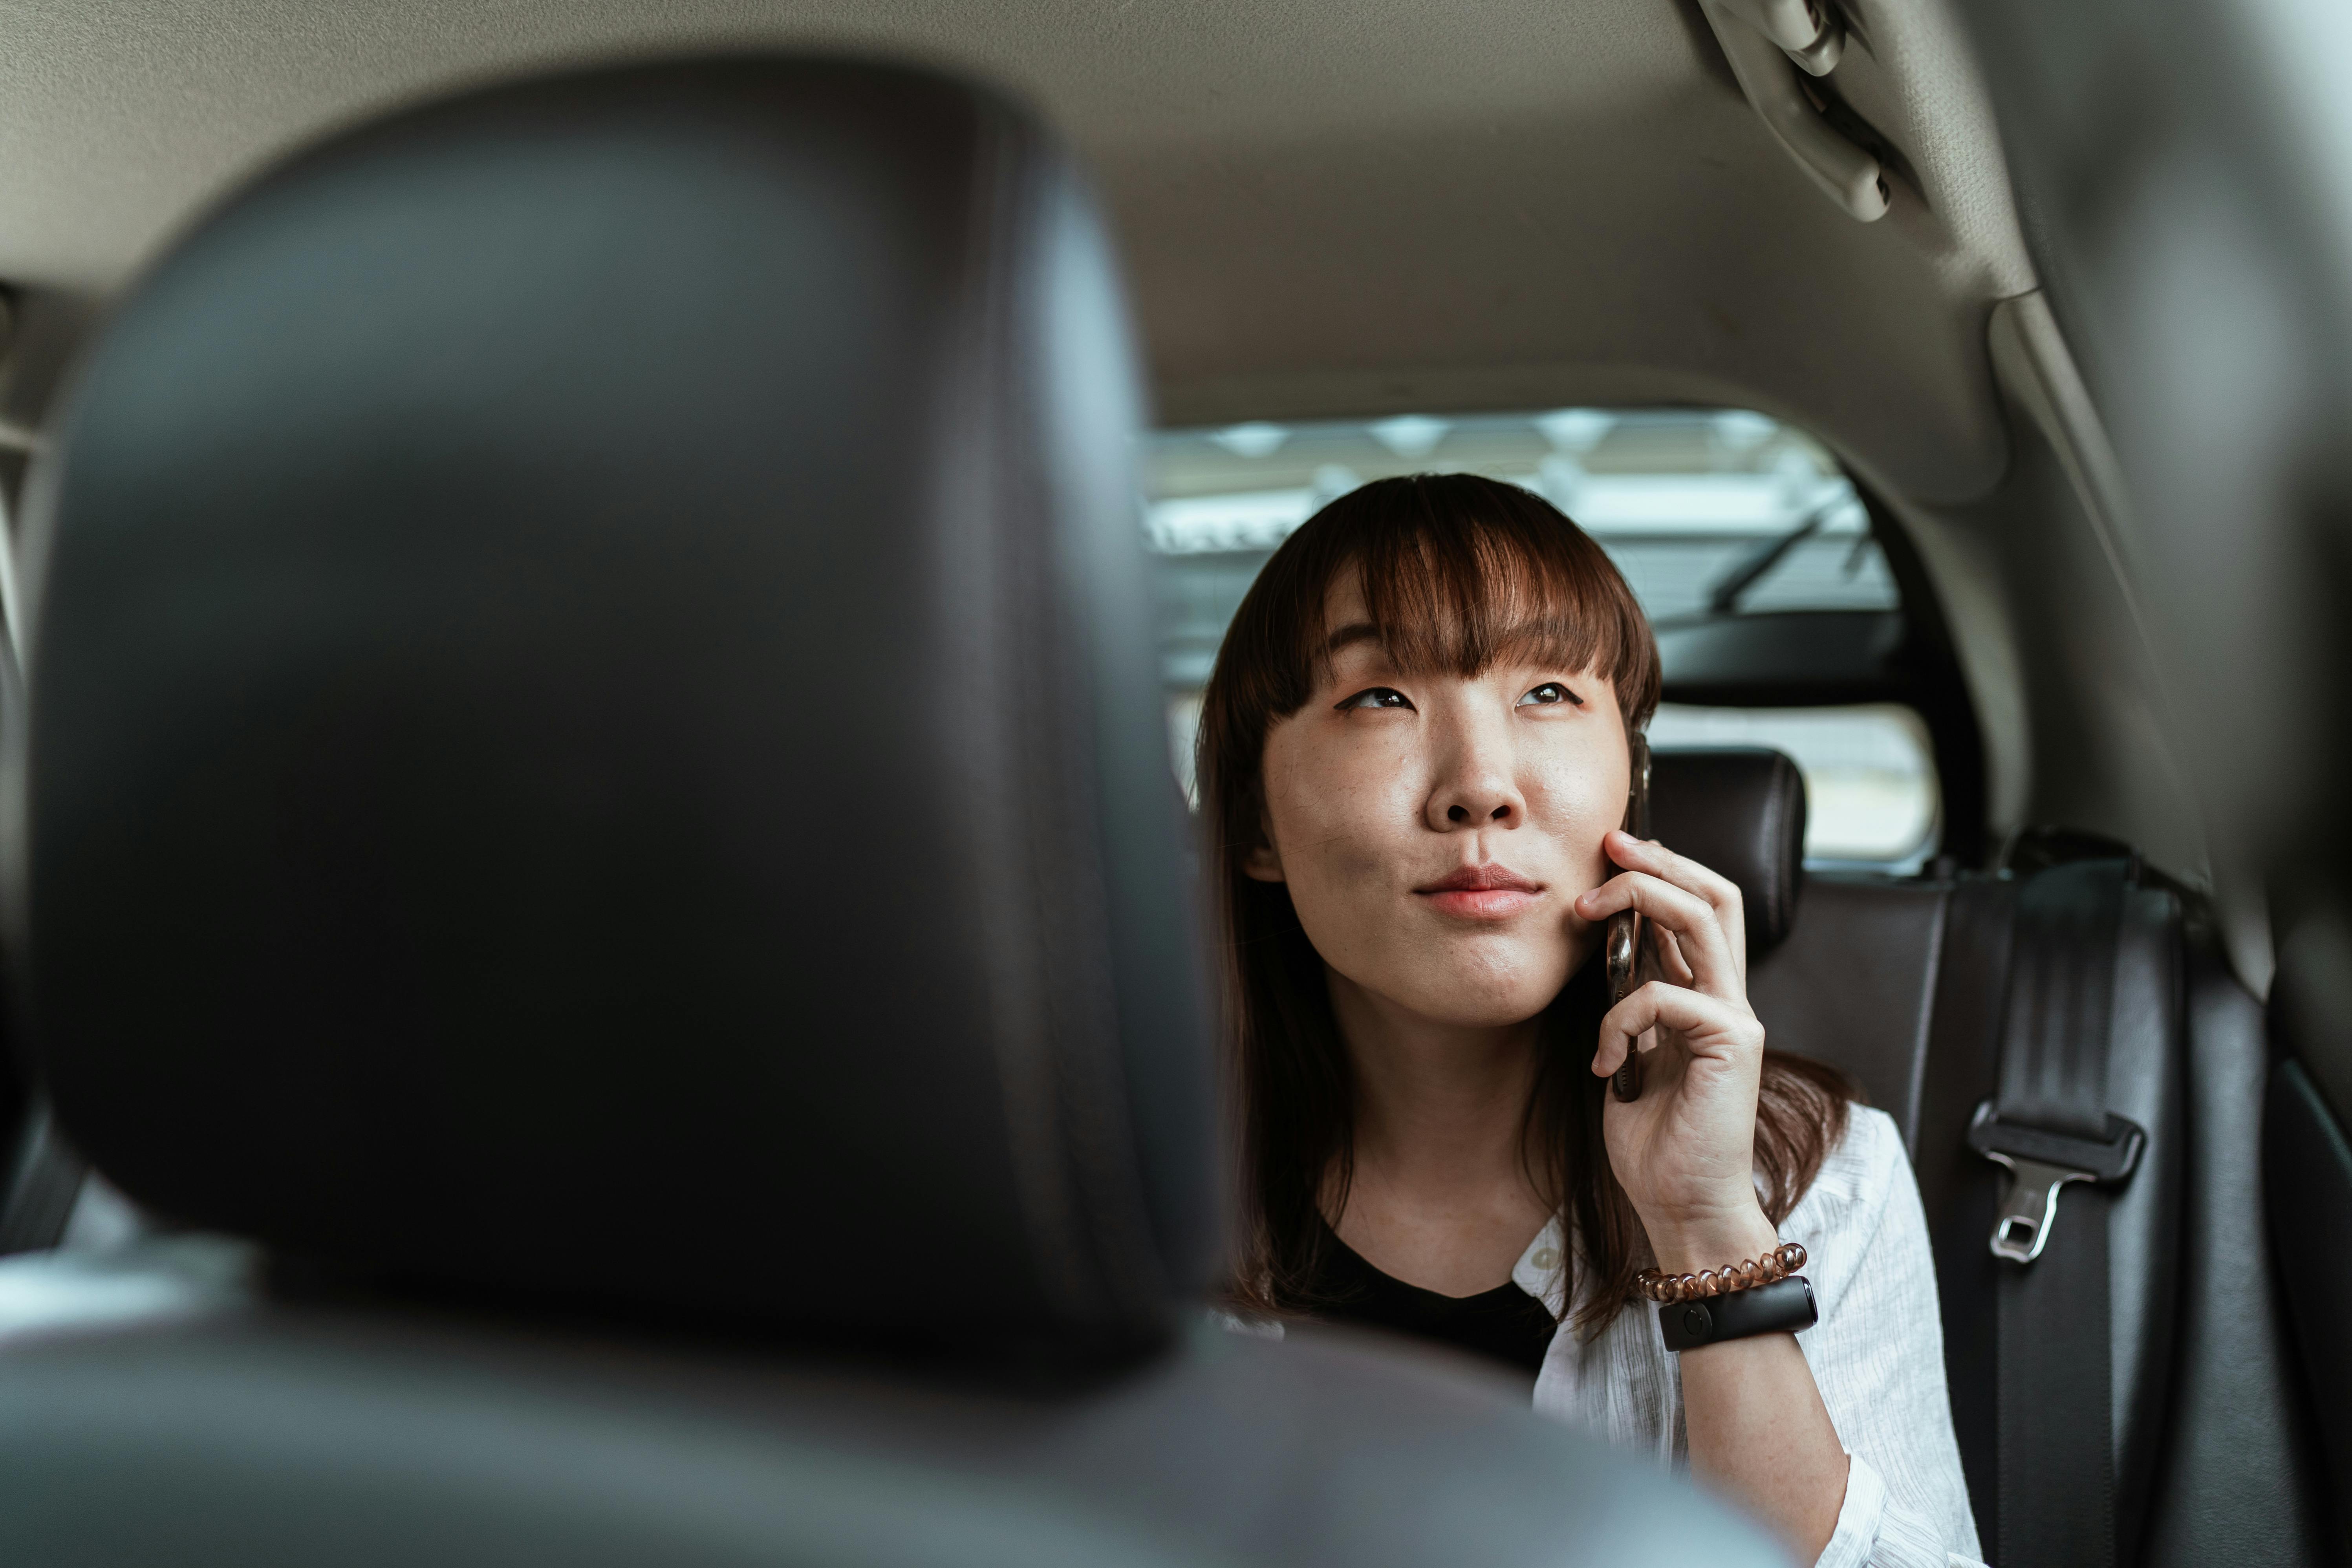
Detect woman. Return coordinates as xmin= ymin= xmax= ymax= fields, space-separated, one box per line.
xmin=1199 ymin=474 xmax=1979 ymax=1568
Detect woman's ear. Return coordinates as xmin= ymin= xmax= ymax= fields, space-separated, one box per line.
xmin=1243 ymin=823 xmax=1286 ymax=883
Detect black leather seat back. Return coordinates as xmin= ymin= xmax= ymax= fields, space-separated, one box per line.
xmin=2262 ymin=933 xmax=2352 ymax=1552
xmin=13 ymin=58 xmax=1209 ymax=1358
xmin=0 ymin=56 xmax=1794 ymax=1568
xmin=1748 ymin=875 xmax=1950 ymax=1137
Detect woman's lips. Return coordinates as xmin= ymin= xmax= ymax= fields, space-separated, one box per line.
xmin=1415 ymin=864 xmax=1544 ymax=920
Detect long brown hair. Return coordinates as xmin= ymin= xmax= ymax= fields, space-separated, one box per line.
xmin=1199 ymin=473 xmax=1851 ymax=1334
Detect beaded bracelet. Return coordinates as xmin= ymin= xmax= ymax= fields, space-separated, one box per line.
xmin=1635 ymin=1240 xmax=1807 ymax=1303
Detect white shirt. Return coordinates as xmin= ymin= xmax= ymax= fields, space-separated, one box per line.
xmin=1517 ymin=1105 xmax=1984 ymax=1568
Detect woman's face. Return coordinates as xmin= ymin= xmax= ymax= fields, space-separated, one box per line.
xmin=1248 ymin=572 xmax=1630 ymax=1029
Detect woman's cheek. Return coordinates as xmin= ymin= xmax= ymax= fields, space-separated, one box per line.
xmin=1296 ymin=794 xmax=1398 ymax=904
xmin=1578 ymin=825 xmax=1613 ymax=895
xmin=1529 ymin=774 xmax=1615 ymax=890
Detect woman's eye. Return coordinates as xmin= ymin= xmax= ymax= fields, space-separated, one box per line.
xmin=1517 ymin=682 xmax=1582 ymax=708
xmin=1337 ymin=686 xmax=1415 ymax=712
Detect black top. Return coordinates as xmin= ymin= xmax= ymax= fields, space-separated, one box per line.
xmin=1304 ymin=1222 xmax=1559 ymax=1383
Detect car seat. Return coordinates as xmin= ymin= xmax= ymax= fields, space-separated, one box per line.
xmin=0 ymin=56 xmax=1779 ymax=1568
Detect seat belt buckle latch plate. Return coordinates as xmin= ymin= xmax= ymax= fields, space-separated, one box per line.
xmin=1966 ymin=1100 xmax=2146 ymax=1265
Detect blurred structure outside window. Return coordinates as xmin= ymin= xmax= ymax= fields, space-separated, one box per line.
xmin=1145 ymin=408 xmax=1939 ymax=870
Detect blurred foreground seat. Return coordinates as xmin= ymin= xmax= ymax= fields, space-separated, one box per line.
xmin=0 ymin=57 xmax=1775 ymax=1567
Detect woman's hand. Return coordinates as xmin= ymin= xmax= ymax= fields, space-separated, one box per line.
xmin=1579 ymin=831 xmax=1847 ymax=1561
xmin=1574 ymin=830 xmax=1779 ymax=1273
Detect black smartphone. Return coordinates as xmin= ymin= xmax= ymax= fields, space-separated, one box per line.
xmin=1605 ymin=732 xmax=1651 ymax=1102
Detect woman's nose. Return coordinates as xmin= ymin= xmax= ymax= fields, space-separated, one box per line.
xmin=1427 ymin=756 xmax=1526 ymax=831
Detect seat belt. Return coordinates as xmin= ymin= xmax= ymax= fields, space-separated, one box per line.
xmin=1964 ymin=858 xmax=2147 ymax=1568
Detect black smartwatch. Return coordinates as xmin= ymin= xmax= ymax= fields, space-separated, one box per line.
xmin=1657 ymin=1275 xmax=1817 ymax=1352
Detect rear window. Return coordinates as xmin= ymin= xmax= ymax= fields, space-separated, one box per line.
xmin=1144 ymin=408 xmax=1940 ymax=870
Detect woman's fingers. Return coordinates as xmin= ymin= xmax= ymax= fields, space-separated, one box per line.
xmin=1648 ymin=922 xmax=1695 ymax=987
xmin=1586 ymin=831 xmax=1749 ymax=979
xmin=1591 ymin=980 xmax=1765 ymax=1077
xmin=1578 ymin=869 xmax=1741 ymax=997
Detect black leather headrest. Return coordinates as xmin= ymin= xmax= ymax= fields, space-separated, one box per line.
xmin=16 ymin=58 xmax=1211 ymax=1358
xmin=1649 ymin=748 xmax=1807 ymax=952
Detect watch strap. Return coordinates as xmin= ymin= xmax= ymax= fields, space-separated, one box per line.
xmin=1657 ymin=1274 xmax=1817 ymax=1351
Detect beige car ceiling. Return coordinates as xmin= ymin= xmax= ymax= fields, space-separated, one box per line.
xmin=0 ymin=0 xmax=2032 ymax=504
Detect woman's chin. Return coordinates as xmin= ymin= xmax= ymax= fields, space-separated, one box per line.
xmin=1374 ymin=972 xmax=1567 ymax=1031
xmin=1425 ymin=999 xmax=1554 ymax=1030
xmin=1319 ymin=926 xmax=1581 ymax=1032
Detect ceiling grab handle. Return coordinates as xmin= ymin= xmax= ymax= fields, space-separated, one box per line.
xmin=1702 ymin=0 xmax=1889 ymax=223
xmin=1714 ymin=0 xmax=1847 ymax=74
